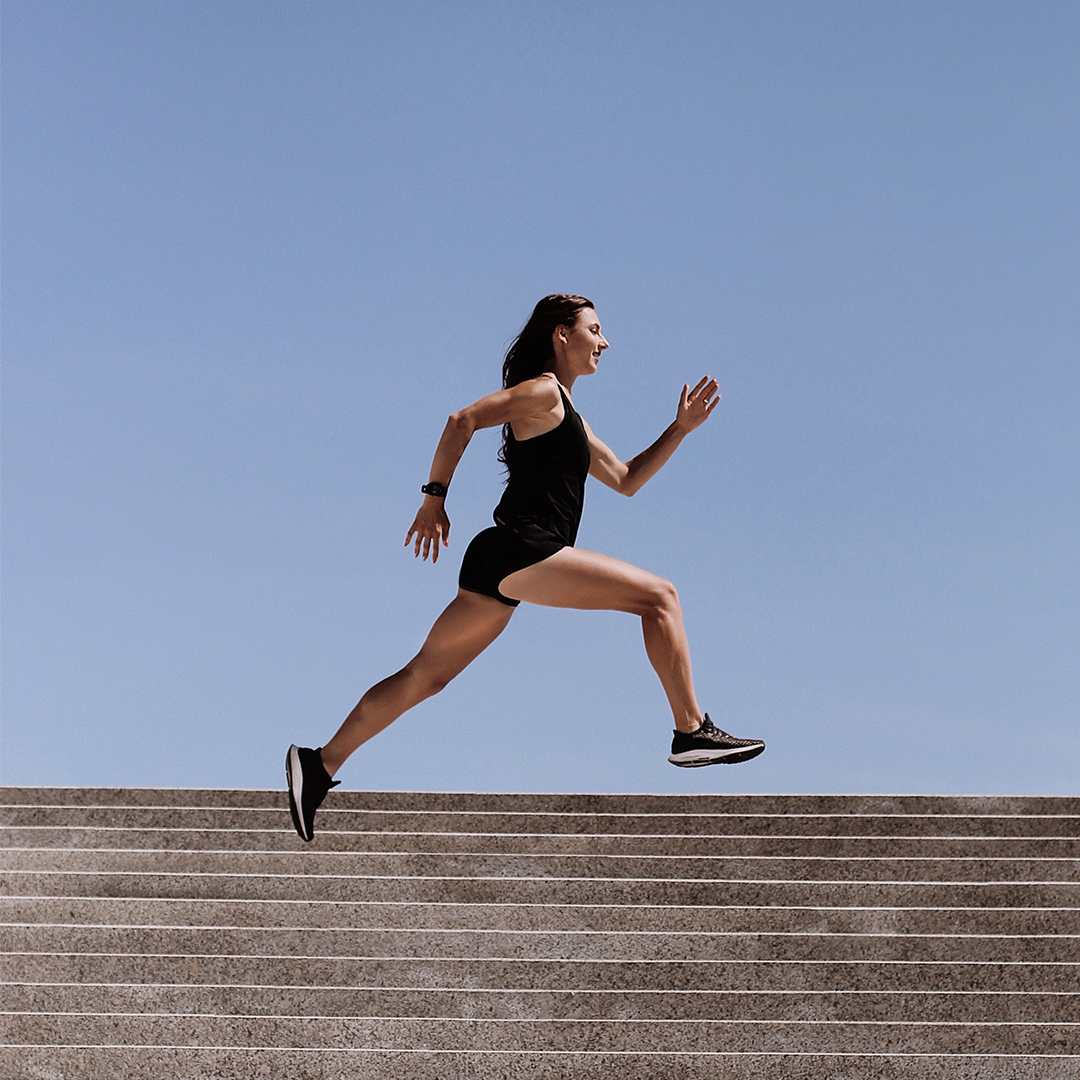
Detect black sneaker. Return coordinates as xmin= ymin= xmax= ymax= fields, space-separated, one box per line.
xmin=668 ymin=714 xmax=765 ymax=768
xmin=286 ymin=744 xmax=340 ymax=842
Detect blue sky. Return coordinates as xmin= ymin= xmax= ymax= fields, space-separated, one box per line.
xmin=3 ymin=1 xmax=1077 ymax=794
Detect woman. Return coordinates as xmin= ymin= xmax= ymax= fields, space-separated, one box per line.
xmin=287 ymin=294 xmax=764 ymax=841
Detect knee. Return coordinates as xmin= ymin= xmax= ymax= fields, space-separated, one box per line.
xmin=640 ymin=577 xmax=681 ymax=621
xmin=403 ymin=660 xmax=453 ymax=700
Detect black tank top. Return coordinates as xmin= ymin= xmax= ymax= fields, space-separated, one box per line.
xmin=493 ymin=383 xmax=591 ymax=550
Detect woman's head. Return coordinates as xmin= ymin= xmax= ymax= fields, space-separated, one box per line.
xmin=498 ymin=294 xmax=598 ymax=469
xmin=502 ymin=294 xmax=596 ymax=389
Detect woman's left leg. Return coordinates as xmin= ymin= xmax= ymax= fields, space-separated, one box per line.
xmin=320 ymin=589 xmax=515 ymax=775
xmin=288 ymin=589 xmax=513 ymax=842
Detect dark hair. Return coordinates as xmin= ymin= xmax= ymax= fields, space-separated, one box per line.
xmin=498 ymin=293 xmax=593 ymax=467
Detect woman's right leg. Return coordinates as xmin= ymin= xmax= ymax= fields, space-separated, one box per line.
xmin=499 ymin=547 xmax=764 ymax=769
xmin=500 ymin=548 xmax=764 ymax=771
xmin=500 ymin=547 xmax=703 ymax=733
xmin=320 ymin=588 xmax=514 ymax=776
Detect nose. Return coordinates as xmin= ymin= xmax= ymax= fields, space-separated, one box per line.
xmin=599 ymin=335 xmax=609 ymax=350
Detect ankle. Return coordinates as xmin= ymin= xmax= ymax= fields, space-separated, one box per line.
xmin=674 ymin=717 xmax=704 ymax=735
xmin=317 ymin=747 xmax=338 ymax=779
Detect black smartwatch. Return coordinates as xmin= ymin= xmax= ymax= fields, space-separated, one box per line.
xmin=421 ymin=481 xmax=449 ymax=498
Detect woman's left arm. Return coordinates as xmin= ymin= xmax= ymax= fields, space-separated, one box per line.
xmin=587 ymin=377 xmax=719 ymax=496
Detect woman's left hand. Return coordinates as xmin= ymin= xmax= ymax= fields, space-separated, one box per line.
xmin=675 ymin=376 xmax=720 ymax=433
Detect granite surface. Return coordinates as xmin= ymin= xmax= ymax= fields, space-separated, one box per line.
xmin=2 ymin=786 xmax=1076 ymax=1078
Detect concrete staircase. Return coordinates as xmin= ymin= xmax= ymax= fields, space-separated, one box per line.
xmin=1 ymin=786 xmax=1077 ymax=1078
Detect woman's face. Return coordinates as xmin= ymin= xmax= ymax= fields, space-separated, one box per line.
xmin=560 ymin=308 xmax=609 ymax=376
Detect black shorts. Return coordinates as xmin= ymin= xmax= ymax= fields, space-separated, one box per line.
xmin=458 ymin=525 xmax=563 ymax=608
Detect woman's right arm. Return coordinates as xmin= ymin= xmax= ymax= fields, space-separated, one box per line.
xmin=404 ymin=375 xmax=561 ymax=562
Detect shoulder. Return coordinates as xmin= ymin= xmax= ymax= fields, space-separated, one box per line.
xmin=512 ymin=373 xmax=562 ymax=411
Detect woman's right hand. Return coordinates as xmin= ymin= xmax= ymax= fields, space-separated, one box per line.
xmin=405 ymin=498 xmax=451 ymax=563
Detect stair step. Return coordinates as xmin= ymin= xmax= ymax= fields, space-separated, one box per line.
xmin=5 ymin=1013 xmax=1077 ymax=1054
xmin=5 ymin=896 xmax=1077 ymax=935
xmin=5 ymin=982 xmax=1074 ymax=1021
xmin=7 ymin=1046 xmax=1079 ymax=1080
xmin=6 ymin=803 xmax=1078 ymax=837
xmin=5 ymin=924 xmax=1075 ymax=962
xmin=5 ymin=953 xmax=1075 ymax=991
xmin=9 ymin=827 xmax=1073 ymax=858
xmin=5 ymin=870 xmax=1074 ymax=907
xmin=3 ymin=788 xmax=1074 ymax=815
xmin=6 ymin=847 xmax=1077 ymax=883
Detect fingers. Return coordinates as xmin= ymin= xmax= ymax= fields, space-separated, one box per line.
xmin=676 ymin=376 xmax=721 ymax=429
xmin=691 ymin=377 xmax=719 ymax=408
xmin=411 ymin=517 xmax=429 ymax=559
xmin=430 ymin=520 xmax=451 ymax=563
xmin=406 ymin=512 xmax=450 ymax=563
xmin=684 ymin=376 xmax=717 ymax=406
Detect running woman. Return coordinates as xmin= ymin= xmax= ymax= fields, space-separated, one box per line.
xmin=287 ymin=294 xmax=764 ymax=841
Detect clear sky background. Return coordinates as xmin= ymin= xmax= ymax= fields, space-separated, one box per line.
xmin=3 ymin=1 xmax=1077 ymax=795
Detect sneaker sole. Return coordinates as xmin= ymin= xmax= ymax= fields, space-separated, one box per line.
xmin=285 ymin=745 xmax=311 ymax=842
xmin=668 ymin=743 xmax=765 ymax=767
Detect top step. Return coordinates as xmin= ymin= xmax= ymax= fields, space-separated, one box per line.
xmin=2 ymin=787 xmax=1076 ymax=816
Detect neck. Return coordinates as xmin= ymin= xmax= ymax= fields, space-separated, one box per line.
xmin=551 ymin=356 xmax=577 ymax=393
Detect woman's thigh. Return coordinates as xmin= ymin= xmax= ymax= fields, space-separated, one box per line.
xmin=499 ymin=547 xmax=668 ymax=614
xmin=411 ymin=588 xmax=516 ymax=681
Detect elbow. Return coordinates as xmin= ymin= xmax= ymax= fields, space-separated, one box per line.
xmin=447 ymin=411 xmax=475 ymax=439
